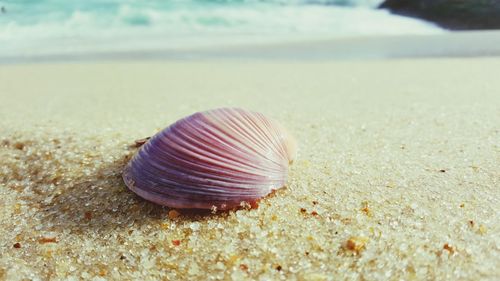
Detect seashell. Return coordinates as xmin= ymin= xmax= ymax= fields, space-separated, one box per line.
xmin=123 ymin=108 xmax=296 ymax=210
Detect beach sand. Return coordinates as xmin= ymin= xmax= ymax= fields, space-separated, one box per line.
xmin=3 ymin=31 xmax=500 ymax=63
xmin=0 ymin=58 xmax=499 ymax=280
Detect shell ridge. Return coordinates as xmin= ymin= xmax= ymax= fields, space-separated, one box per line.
xmin=153 ymin=128 xmax=276 ymax=178
xmin=204 ymin=110 xmax=269 ymax=158
xmin=142 ymin=149 xmax=283 ymax=189
xmin=184 ymin=115 xmax=272 ymax=170
xmin=123 ymin=108 xmax=295 ymax=209
xmin=155 ymin=123 xmax=265 ymax=173
xmin=258 ymin=115 xmax=292 ymax=164
xmin=242 ymin=113 xmax=290 ymax=168
xmin=218 ymin=108 xmax=271 ymax=153
xmin=137 ymin=129 xmax=285 ymax=189
xmin=179 ymin=113 xmax=265 ymax=166
xmin=239 ymin=112 xmax=286 ymax=164
xmin=205 ymin=109 xmax=282 ymax=169
xmin=219 ymin=109 xmax=275 ymax=159
xmin=130 ymin=168 xmax=271 ymax=198
xmin=134 ymin=111 xmax=288 ymax=185
xmin=194 ymin=114 xmax=282 ymax=172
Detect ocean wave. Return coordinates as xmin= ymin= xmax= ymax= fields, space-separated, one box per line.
xmin=0 ymin=0 xmax=441 ymax=57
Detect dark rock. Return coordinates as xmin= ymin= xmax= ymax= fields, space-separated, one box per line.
xmin=379 ymin=0 xmax=500 ymax=30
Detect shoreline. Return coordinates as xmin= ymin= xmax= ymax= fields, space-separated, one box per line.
xmin=2 ymin=30 xmax=500 ymax=64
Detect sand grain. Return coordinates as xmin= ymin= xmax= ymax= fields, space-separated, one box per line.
xmin=0 ymin=59 xmax=499 ymax=280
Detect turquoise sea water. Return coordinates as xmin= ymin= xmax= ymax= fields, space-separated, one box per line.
xmin=0 ymin=0 xmax=442 ymax=57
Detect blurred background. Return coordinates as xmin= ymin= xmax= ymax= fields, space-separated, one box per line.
xmin=0 ymin=0 xmax=499 ymax=60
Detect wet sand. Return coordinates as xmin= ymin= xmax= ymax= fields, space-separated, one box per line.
xmin=2 ymin=30 xmax=500 ymax=63
xmin=0 ymin=58 xmax=499 ymax=280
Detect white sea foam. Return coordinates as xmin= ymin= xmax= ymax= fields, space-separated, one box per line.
xmin=0 ymin=1 xmax=442 ymax=58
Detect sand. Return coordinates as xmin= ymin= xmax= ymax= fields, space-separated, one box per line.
xmin=3 ymin=31 xmax=500 ymax=63
xmin=0 ymin=58 xmax=499 ymax=280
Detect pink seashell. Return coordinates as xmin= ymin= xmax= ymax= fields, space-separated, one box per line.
xmin=123 ymin=108 xmax=296 ymax=210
